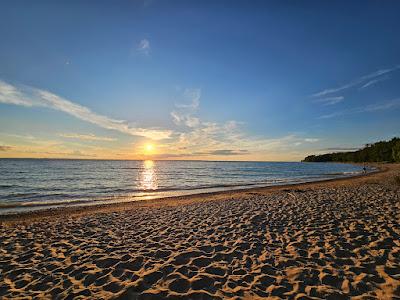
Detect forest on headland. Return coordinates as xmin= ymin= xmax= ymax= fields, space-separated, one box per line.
xmin=303 ymin=137 xmax=400 ymax=163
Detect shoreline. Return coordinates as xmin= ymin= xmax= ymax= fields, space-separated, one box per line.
xmin=0 ymin=163 xmax=385 ymax=223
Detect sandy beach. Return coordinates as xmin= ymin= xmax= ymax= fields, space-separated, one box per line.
xmin=1 ymin=164 xmax=399 ymax=299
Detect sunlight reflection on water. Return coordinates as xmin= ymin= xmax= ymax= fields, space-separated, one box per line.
xmin=140 ymin=160 xmax=158 ymax=190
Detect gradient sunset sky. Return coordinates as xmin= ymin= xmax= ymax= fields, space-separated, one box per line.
xmin=1 ymin=1 xmax=400 ymax=161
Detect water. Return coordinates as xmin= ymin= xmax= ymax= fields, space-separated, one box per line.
xmin=0 ymin=159 xmax=369 ymax=214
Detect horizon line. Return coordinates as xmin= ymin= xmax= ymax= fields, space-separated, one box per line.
xmin=0 ymin=157 xmax=305 ymax=163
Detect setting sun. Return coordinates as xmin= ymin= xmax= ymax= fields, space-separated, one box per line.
xmin=145 ymin=143 xmax=154 ymax=154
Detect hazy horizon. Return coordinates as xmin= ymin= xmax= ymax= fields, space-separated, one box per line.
xmin=1 ymin=1 xmax=400 ymax=161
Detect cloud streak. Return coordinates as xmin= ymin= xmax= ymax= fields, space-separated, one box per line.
xmin=313 ymin=96 xmax=344 ymax=105
xmin=58 ymin=133 xmax=116 ymax=141
xmin=319 ymin=98 xmax=400 ymax=119
xmin=16 ymin=148 xmax=95 ymax=157
xmin=0 ymin=80 xmax=171 ymax=140
xmin=196 ymin=149 xmax=250 ymax=156
xmin=312 ymin=64 xmax=400 ymax=98
xmin=359 ymin=76 xmax=390 ymax=89
xmin=0 ymin=145 xmax=12 ymax=151
xmin=304 ymin=138 xmax=319 ymax=143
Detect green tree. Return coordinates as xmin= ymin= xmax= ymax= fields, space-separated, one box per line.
xmin=392 ymin=140 xmax=400 ymax=162
xmin=303 ymin=137 xmax=400 ymax=163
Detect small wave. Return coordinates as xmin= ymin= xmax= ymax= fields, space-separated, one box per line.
xmin=0 ymin=185 xmax=14 ymax=188
xmin=115 ymin=167 xmax=140 ymax=170
xmin=320 ymin=171 xmax=362 ymax=176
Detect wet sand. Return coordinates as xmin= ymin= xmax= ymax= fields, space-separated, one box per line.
xmin=1 ymin=164 xmax=399 ymax=299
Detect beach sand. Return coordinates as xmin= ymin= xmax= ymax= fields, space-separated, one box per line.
xmin=1 ymin=164 xmax=399 ymax=299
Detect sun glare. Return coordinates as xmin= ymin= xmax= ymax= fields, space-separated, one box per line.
xmin=145 ymin=143 xmax=154 ymax=154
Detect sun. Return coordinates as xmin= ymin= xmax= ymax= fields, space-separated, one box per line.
xmin=145 ymin=143 xmax=154 ymax=154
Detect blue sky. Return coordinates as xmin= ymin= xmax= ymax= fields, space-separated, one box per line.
xmin=0 ymin=0 xmax=400 ymax=160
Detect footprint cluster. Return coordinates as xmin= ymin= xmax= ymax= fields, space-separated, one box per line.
xmin=0 ymin=179 xmax=399 ymax=299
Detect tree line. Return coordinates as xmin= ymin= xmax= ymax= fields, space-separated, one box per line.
xmin=303 ymin=137 xmax=400 ymax=163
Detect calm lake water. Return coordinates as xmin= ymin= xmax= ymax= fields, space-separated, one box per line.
xmin=0 ymin=159 xmax=368 ymax=214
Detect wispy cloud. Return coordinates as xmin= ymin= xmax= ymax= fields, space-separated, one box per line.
xmin=319 ymin=98 xmax=400 ymax=119
xmin=171 ymin=88 xmax=201 ymax=128
xmin=58 ymin=133 xmax=116 ymax=141
xmin=196 ymin=149 xmax=249 ymax=156
xmin=175 ymin=89 xmax=201 ymax=109
xmin=0 ymin=80 xmax=171 ymax=140
xmin=0 ymin=145 xmax=12 ymax=151
xmin=361 ymin=99 xmax=400 ymax=112
xmin=359 ymin=76 xmax=390 ymax=90
xmin=304 ymin=138 xmax=319 ymax=143
xmin=171 ymin=111 xmax=200 ymax=128
xmin=313 ymin=96 xmax=344 ymax=105
xmin=153 ymin=149 xmax=250 ymax=158
xmin=137 ymin=39 xmax=150 ymax=55
xmin=166 ymin=89 xmax=321 ymax=160
xmin=68 ymin=150 xmax=95 ymax=157
xmin=312 ymin=64 xmax=400 ymax=98
xmin=17 ymin=148 xmax=95 ymax=157
xmin=0 ymin=135 xmax=114 ymax=158
xmin=0 ymin=133 xmax=36 ymax=140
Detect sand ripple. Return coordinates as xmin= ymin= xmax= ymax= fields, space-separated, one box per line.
xmin=1 ymin=172 xmax=400 ymax=299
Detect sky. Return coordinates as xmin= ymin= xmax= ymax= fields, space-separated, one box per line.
xmin=0 ymin=0 xmax=400 ymax=161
